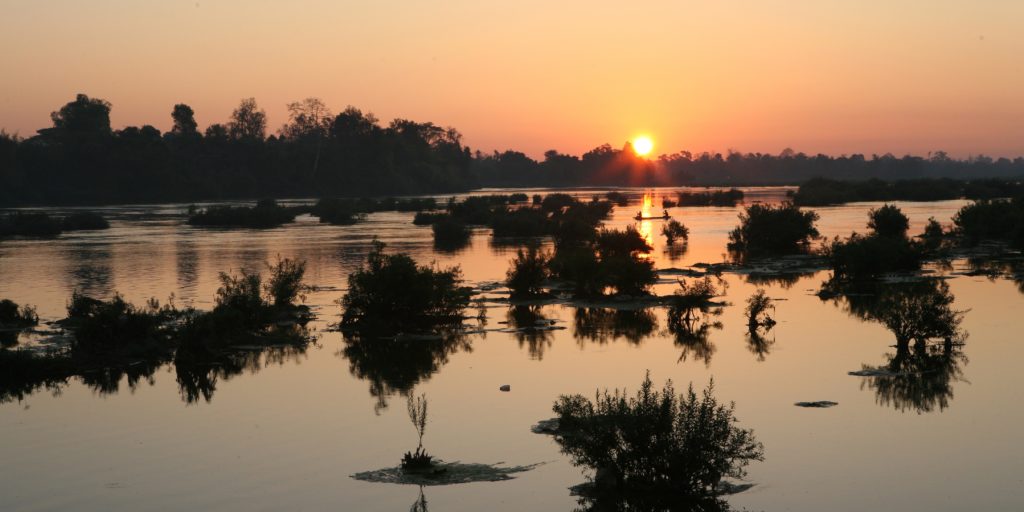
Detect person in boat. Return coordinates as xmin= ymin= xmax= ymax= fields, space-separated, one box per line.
xmin=663 ymin=209 xmax=669 ymax=218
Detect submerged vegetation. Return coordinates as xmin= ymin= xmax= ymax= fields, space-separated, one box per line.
xmin=550 ymin=372 xmax=763 ymax=499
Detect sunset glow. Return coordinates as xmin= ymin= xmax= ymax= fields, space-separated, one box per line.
xmin=633 ymin=136 xmax=654 ymax=156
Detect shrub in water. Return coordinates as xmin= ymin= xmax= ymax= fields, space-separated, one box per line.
xmin=661 ymin=219 xmax=689 ymax=245
xmin=727 ymin=203 xmax=819 ymax=256
xmin=0 ymin=212 xmax=62 ymax=237
xmin=61 ymin=212 xmax=110 ymax=231
xmin=341 ymin=241 xmax=472 ymax=332
xmin=506 ymin=245 xmax=551 ymax=298
xmin=867 ymin=204 xmax=909 ymax=239
xmin=0 ymin=299 xmax=38 ymax=328
xmin=551 ymin=372 xmax=764 ymax=496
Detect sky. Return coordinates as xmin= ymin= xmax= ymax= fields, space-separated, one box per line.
xmin=1 ymin=0 xmax=1023 ymax=159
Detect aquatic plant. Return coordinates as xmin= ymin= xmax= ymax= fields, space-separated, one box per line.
xmin=661 ymin=219 xmax=689 ymax=245
xmin=431 ymin=216 xmax=471 ymax=250
xmin=401 ymin=393 xmax=434 ymax=470
xmin=727 ymin=203 xmax=819 ymax=256
xmin=61 ymin=212 xmax=110 ymax=231
xmin=0 ymin=299 xmax=38 ymax=328
xmin=677 ymin=188 xmax=744 ymax=207
xmin=265 ymin=257 xmax=310 ymax=308
xmin=506 ymin=245 xmax=551 ymax=298
xmin=744 ymin=289 xmax=776 ymax=332
xmin=0 ymin=212 xmax=62 ymax=237
xmin=188 ymin=199 xmax=297 ymax=228
xmin=952 ymin=198 xmax=1024 ymax=248
xmin=867 ymin=204 xmax=910 ymax=239
xmin=551 ymin=372 xmax=763 ymax=497
xmin=66 ymin=292 xmax=177 ymax=355
xmin=341 ymin=241 xmax=472 ymax=332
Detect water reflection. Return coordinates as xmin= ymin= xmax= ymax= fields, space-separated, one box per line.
xmin=63 ymin=243 xmax=114 ymax=297
xmin=824 ymin=279 xmax=969 ymax=413
xmin=175 ymin=343 xmax=311 ymax=404
xmin=573 ymin=307 xmax=658 ymax=346
xmin=745 ymin=328 xmax=775 ymax=362
xmin=572 ymin=492 xmax=735 ymax=512
xmin=341 ymin=331 xmax=473 ymax=412
xmin=409 ymin=486 xmax=428 ymax=512
xmin=175 ymin=239 xmax=200 ymax=298
xmin=667 ymin=303 xmax=723 ymax=367
xmin=505 ymin=305 xmax=556 ymax=360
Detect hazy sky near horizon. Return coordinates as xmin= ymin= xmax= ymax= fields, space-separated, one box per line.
xmin=2 ymin=0 xmax=1023 ymax=158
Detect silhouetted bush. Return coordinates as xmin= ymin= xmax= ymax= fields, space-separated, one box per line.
xmin=431 ymin=216 xmax=471 ymax=250
xmin=727 ymin=203 xmax=819 ymax=256
xmin=412 ymin=211 xmax=447 ymax=225
xmin=0 ymin=299 xmax=38 ymax=327
xmin=596 ymin=227 xmax=655 ymax=295
xmin=265 ymin=258 xmax=309 ymax=307
xmin=312 ymin=198 xmax=361 ymax=225
xmin=827 ymin=233 xmax=923 ymax=280
xmin=793 ymin=177 xmax=968 ymax=206
xmin=921 ymin=217 xmax=946 ymax=251
xmin=0 ymin=212 xmax=62 ymax=236
xmin=401 ymin=394 xmax=434 ymax=470
xmin=341 ymin=241 xmax=472 ymax=332
xmin=549 ymin=247 xmax=605 ymax=297
xmin=661 ymin=219 xmax=689 ymax=245
xmin=953 ymin=198 xmax=1024 ymax=247
xmin=604 ymin=191 xmax=630 ymax=206
xmin=506 ymin=245 xmax=551 ymax=298
xmin=867 ymin=204 xmax=909 ymax=239
xmin=551 ymin=372 xmax=763 ymax=497
xmin=677 ymin=188 xmax=744 ymax=206
xmin=745 ymin=289 xmax=776 ymax=332
xmin=61 ymin=212 xmax=110 ymax=231
xmin=66 ymin=293 xmax=176 ymax=355
xmin=489 ymin=208 xmax=549 ymax=237
xmin=188 ymin=199 xmax=296 ymax=228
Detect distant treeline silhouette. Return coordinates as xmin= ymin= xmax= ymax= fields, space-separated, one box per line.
xmin=2 ymin=93 xmax=1024 ymax=206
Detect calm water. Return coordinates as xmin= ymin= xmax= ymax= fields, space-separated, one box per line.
xmin=2 ymin=188 xmax=1022 ymax=511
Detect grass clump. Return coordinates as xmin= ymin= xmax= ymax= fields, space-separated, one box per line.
xmin=727 ymin=203 xmax=819 ymax=257
xmin=401 ymin=393 xmax=434 ymax=470
xmin=341 ymin=241 xmax=472 ymax=333
xmin=551 ymin=372 xmax=764 ymax=497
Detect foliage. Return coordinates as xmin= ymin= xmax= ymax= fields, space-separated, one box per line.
xmin=188 ymin=200 xmax=297 ymax=228
xmin=551 ymin=372 xmax=764 ymax=496
xmin=506 ymin=245 xmax=551 ymax=298
xmin=66 ymin=292 xmax=176 ymax=355
xmin=744 ymin=289 xmax=776 ymax=331
xmin=953 ymin=198 xmax=1024 ymax=248
xmin=661 ymin=219 xmax=689 ymax=245
xmin=431 ymin=216 xmax=471 ymax=250
xmin=61 ymin=212 xmax=110 ymax=231
xmin=265 ymin=257 xmax=309 ymax=308
xmin=0 ymin=299 xmax=38 ymax=327
xmin=826 ymin=233 xmax=924 ymax=280
xmin=0 ymin=212 xmax=62 ymax=236
xmin=867 ymin=204 xmax=910 ymax=239
xmin=677 ymin=188 xmax=744 ymax=206
xmin=341 ymin=241 xmax=471 ymax=332
xmin=727 ymin=203 xmax=819 ymax=256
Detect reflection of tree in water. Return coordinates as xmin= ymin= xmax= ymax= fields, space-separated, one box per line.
xmin=745 ymin=329 xmax=775 ymax=362
xmin=966 ymin=257 xmax=1024 ymax=294
xmin=341 ymin=330 xmax=472 ymax=412
xmin=859 ymin=341 xmax=967 ymax=413
xmin=572 ymin=490 xmax=735 ymax=512
xmin=667 ymin=303 xmax=722 ymax=366
xmin=663 ymin=242 xmax=688 ymax=263
xmin=80 ymin=359 xmax=164 ymax=396
xmin=573 ymin=307 xmax=657 ymax=346
xmin=506 ymin=305 xmax=555 ymax=360
xmin=175 ymin=343 xmax=311 ymax=404
xmin=825 ymin=278 xmax=969 ymax=413
xmin=744 ymin=271 xmax=809 ymax=290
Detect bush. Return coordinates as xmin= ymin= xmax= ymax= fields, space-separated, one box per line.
xmin=921 ymin=217 xmax=945 ymax=251
xmin=431 ymin=216 xmax=471 ymax=250
xmin=867 ymin=204 xmax=909 ymax=239
xmin=549 ymin=246 xmax=605 ymax=297
xmin=265 ymin=257 xmax=309 ymax=308
xmin=661 ymin=219 xmax=689 ymax=245
xmin=215 ymin=268 xmax=267 ymax=326
xmin=188 ymin=200 xmax=296 ymax=228
xmin=745 ymin=289 xmax=776 ymax=332
xmin=61 ymin=212 xmax=110 ymax=231
xmin=0 ymin=299 xmax=38 ymax=327
xmin=66 ymin=293 xmax=175 ymax=355
xmin=0 ymin=212 xmax=62 ymax=237
xmin=953 ymin=198 xmax=1024 ymax=247
xmin=401 ymin=394 xmax=434 ymax=470
xmin=677 ymin=189 xmax=744 ymax=207
xmin=341 ymin=241 xmax=472 ymax=332
xmin=506 ymin=245 xmax=551 ymax=298
xmin=551 ymin=372 xmax=764 ymax=497
xmin=827 ymin=233 xmax=923 ymax=280
xmin=605 ymin=191 xmax=630 ymax=206
xmin=312 ymin=198 xmax=361 ymax=225
xmin=727 ymin=203 xmax=819 ymax=256
xmin=489 ymin=208 xmax=549 ymax=237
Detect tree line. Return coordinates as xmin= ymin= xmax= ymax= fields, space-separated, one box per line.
xmin=3 ymin=93 xmax=1024 ymax=206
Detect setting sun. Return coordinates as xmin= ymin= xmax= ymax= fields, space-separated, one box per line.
xmin=633 ymin=136 xmax=654 ymax=156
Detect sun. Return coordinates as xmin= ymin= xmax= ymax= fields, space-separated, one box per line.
xmin=632 ymin=136 xmax=654 ymax=156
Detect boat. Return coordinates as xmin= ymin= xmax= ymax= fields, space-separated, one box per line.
xmin=634 ymin=211 xmax=671 ymax=221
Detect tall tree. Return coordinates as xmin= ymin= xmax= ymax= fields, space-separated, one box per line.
xmin=227 ymin=98 xmax=266 ymax=141
xmin=49 ymin=93 xmax=112 ymax=136
xmin=171 ymin=104 xmax=199 ymax=137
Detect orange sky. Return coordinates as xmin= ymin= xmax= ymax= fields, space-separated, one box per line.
xmin=2 ymin=0 xmax=1023 ymax=158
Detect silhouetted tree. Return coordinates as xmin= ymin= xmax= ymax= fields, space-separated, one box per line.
xmin=227 ymin=97 xmax=266 ymax=141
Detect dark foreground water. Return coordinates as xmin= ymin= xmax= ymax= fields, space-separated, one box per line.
xmin=2 ymin=188 xmax=1023 ymax=511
